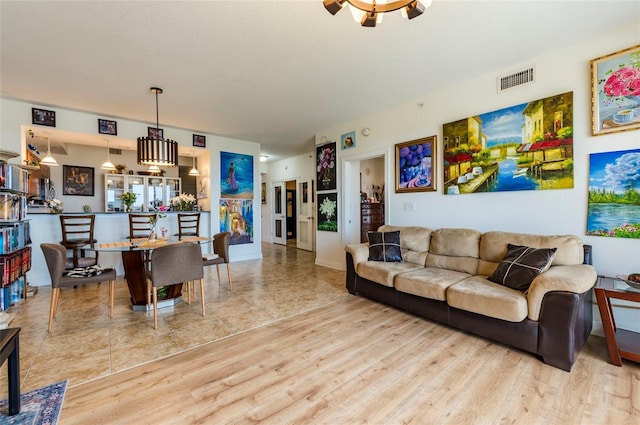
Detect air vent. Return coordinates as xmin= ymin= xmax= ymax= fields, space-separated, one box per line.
xmin=497 ymin=67 xmax=535 ymax=93
xmin=109 ymin=148 xmax=122 ymax=155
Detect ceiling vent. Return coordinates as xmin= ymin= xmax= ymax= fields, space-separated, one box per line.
xmin=109 ymin=148 xmax=122 ymax=155
xmin=497 ymin=66 xmax=535 ymax=93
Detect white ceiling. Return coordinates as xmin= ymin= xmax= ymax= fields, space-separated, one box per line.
xmin=1 ymin=1 xmax=639 ymax=161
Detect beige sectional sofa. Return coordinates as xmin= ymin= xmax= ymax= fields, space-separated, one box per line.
xmin=345 ymin=225 xmax=597 ymax=371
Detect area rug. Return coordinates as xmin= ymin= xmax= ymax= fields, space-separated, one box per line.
xmin=0 ymin=380 xmax=67 ymax=425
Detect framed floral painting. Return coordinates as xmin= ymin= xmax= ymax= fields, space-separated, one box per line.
xmin=316 ymin=142 xmax=336 ymax=191
xmin=591 ymin=44 xmax=640 ymax=136
xmin=317 ymin=192 xmax=338 ymax=232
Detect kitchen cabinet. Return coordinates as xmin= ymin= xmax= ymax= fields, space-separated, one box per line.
xmin=105 ymin=174 xmax=181 ymax=212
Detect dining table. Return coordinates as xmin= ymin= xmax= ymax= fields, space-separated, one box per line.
xmin=92 ymin=236 xmax=211 ymax=311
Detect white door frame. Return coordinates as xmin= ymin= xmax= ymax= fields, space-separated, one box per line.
xmin=271 ymin=181 xmax=286 ymax=245
xmin=296 ymin=178 xmax=314 ymax=251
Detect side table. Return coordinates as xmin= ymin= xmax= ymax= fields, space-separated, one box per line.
xmin=594 ymin=276 xmax=640 ymax=366
xmin=0 ymin=327 xmax=20 ymax=415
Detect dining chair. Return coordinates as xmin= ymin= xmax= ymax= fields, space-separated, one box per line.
xmin=41 ymin=243 xmax=117 ymax=332
xmin=59 ymin=214 xmax=97 ymax=269
xmin=146 ymin=242 xmax=205 ymax=329
xmin=202 ymin=232 xmax=232 ymax=290
xmin=176 ymin=213 xmax=200 ymax=238
xmin=128 ymin=213 xmax=155 ymax=239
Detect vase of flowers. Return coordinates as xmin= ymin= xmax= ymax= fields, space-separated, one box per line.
xmin=47 ymin=198 xmax=64 ymax=214
xmin=119 ymin=191 xmax=137 ymax=212
xmin=148 ymin=209 xmax=167 ymax=241
xmin=170 ymin=193 xmax=197 ymax=211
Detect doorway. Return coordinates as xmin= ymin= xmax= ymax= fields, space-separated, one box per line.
xmin=271 ymin=178 xmax=314 ymax=251
xmin=286 ymin=181 xmax=296 ymax=245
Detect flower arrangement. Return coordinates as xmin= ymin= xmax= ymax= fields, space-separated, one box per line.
xmin=47 ymin=198 xmax=63 ymax=213
xmin=600 ymin=65 xmax=640 ymax=107
xmin=170 ymin=193 xmax=196 ymax=211
xmin=319 ymin=196 xmax=337 ymax=222
xmin=119 ymin=192 xmax=137 ymax=211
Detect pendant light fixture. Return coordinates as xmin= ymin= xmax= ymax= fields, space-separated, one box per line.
xmin=40 ymin=137 xmax=58 ymax=166
xmin=137 ymin=87 xmax=179 ymax=167
xmin=148 ymin=165 xmax=161 ymax=173
xmin=189 ymin=153 xmax=199 ymax=176
xmin=323 ymin=0 xmax=430 ymax=27
xmin=100 ymin=139 xmax=116 ymax=171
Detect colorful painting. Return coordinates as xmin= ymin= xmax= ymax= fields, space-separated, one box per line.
xmin=220 ymin=199 xmax=254 ymax=245
xmin=590 ymin=45 xmax=640 ymax=136
xmin=317 ymin=192 xmax=338 ymax=232
xmin=587 ymin=149 xmax=640 ymax=238
xmin=63 ymin=165 xmax=94 ymax=196
xmin=220 ymin=151 xmax=253 ymax=199
xmin=316 ymin=142 xmax=336 ymax=191
xmin=443 ymin=91 xmax=574 ymax=195
xmin=395 ymin=136 xmax=436 ymax=193
xmin=341 ymin=131 xmax=356 ymax=150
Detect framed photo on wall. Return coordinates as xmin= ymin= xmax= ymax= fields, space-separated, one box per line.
xmin=63 ymin=165 xmax=95 ymax=196
xmin=32 ymin=108 xmax=56 ymax=127
xmin=395 ymin=135 xmax=437 ymax=193
xmin=98 ymin=119 xmax=117 ymax=135
xmin=148 ymin=127 xmax=164 ymax=139
xmin=591 ymin=44 xmax=640 ymax=136
xmin=193 ymin=134 xmax=206 ymax=148
xmin=317 ymin=192 xmax=338 ymax=232
xmin=341 ymin=130 xmax=356 ymax=150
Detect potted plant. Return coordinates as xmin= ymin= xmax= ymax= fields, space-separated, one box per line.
xmin=114 ymin=164 xmax=127 ymax=174
xmin=119 ymin=191 xmax=137 ymax=212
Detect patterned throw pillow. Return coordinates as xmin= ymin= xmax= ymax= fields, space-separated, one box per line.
xmin=368 ymin=231 xmax=403 ymax=262
xmin=63 ymin=265 xmax=105 ymax=278
xmin=488 ymin=244 xmax=557 ymax=292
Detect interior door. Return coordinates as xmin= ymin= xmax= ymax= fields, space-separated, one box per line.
xmin=296 ymin=179 xmax=313 ymax=251
xmin=272 ymin=182 xmax=286 ymax=245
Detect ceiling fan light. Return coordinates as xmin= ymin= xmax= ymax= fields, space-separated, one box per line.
xmin=323 ymin=0 xmax=347 ymax=15
xmin=361 ymin=11 xmax=378 ymax=27
xmin=404 ymin=1 xmax=425 ymax=19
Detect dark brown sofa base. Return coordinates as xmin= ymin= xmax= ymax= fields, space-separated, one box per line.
xmin=346 ymin=252 xmax=593 ymax=372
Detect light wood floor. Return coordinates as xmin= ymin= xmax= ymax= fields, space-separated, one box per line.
xmin=61 ymin=298 xmax=640 ymax=424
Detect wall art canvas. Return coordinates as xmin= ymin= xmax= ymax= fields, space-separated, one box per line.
xmin=63 ymin=165 xmax=95 ymax=196
xmin=587 ymin=149 xmax=640 ymax=239
xmin=316 ymin=142 xmax=336 ymax=191
xmin=341 ymin=131 xmax=356 ymax=150
xmin=220 ymin=199 xmax=254 ymax=245
xmin=317 ymin=192 xmax=338 ymax=232
xmin=220 ymin=151 xmax=253 ymax=199
xmin=591 ymin=44 xmax=640 ymax=136
xmin=395 ymin=136 xmax=436 ymax=193
xmin=443 ymin=91 xmax=574 ymax=195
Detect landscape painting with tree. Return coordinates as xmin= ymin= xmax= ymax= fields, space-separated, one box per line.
xmin=443 ymin=91 xmax=574 ymax=195
xmin=587 ymin=149 xmax=640 ymax=239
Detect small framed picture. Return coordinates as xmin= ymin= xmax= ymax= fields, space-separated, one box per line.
xmin=32 ymin=108 xmax=56 ymax=127
xmin=591 ymin=44 xmax=640 ymax=136
xmin=341 ymin=130 xmax=356 ymax=150
xmin=98 ymin=119 xmax=117 ymax=135
xmin=63 ymin=165 xmax=95 ymax=196
xmin=148 ymin=127 xmax=164 ymax=139
xmin=193 ymin=134 xmax=206 ymax=148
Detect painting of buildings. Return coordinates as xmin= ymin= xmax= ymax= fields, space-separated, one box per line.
xmin=443 ymin=91 xmax=574 ymax=195
xmin=220 ymin=199 xmax=254 ymax=245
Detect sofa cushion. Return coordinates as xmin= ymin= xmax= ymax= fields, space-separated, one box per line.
xmin=447 ymin=276 xmax=528 ymax=322
xmin=488 ymin=244 xmax=557 ymax=292
xmin=357 ymin=261 xmax=424 ymax=287
xmin=395 ymin=267 xmax=471 ymax=301
xmin=377 ymin=225 xmax=431 ymax=266
xmin=425 ymin=228 xmax=480 ymax=274
xmin=478 ymin=231 xmax=584 ymax=276
xmin=368 ymin=231 xmax=402 ymax=262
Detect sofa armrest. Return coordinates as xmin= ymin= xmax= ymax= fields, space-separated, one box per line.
xmin=345 ymin=243 xmax=369 ymax=269
xmin=527 ymin=264 xmax=597 ymax=321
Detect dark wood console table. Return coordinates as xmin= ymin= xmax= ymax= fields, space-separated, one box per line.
xmin=594 ymin=275 xmax=640 ymax=366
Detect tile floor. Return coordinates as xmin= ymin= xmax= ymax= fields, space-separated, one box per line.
xmin=0 ymin=243 xmax=348 ymax=398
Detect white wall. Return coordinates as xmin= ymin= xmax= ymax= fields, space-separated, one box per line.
xmin=312 ymin=24 xmax=640 ymax=330
xmin=0 ymin=97 xmax=263 ymax=262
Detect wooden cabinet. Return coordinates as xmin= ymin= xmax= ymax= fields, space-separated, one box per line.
xmin=361 ymin=202 xmax=384 ymax=243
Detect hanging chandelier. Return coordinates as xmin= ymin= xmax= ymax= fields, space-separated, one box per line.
xmin=323 ymin=0 xmax=430 ymax=27
xmin=137 ymin=87 xmax=178 ymax=167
